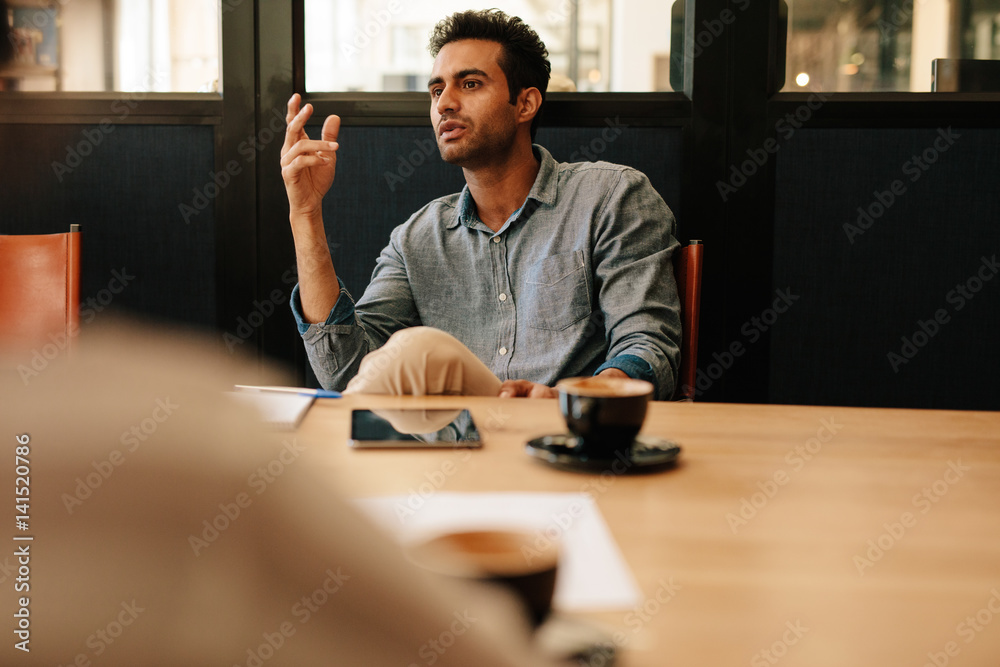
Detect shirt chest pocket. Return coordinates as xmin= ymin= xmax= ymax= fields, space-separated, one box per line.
xmin=522 ymin=250 xmax=592 ymax=331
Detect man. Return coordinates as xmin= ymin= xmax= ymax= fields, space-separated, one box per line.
xmin=281 ymin=9 xmax=681 ymax=400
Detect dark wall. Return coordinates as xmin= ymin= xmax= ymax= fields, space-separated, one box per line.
xmin=771 ymin=127 xmax=1000 ymax=410
xmin=0 ymin=124 xmax=217 ymax=329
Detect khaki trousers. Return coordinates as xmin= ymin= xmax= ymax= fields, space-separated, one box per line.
xmin=344 ymin=326 xmax=503 ymax=396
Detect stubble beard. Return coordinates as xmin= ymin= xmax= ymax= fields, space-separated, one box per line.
xmin=436 ymin=112 xmax=519 ymax=170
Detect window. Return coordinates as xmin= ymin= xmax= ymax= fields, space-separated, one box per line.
xmin=304 ymin=0 xmax=675 ymax=93
xmin=783 ymin=0 xmax=1000 ymax=92
xmin=1 ymin=0 xmax=220 ymax=92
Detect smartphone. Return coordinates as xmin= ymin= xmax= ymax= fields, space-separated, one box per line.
xmin=348 ymin=408 xmax=482 ymax=449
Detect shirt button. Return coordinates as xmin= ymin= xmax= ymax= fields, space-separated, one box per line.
xmin=492 ymin=236 xmax=501 ymax=243
xmin=499 ymin=347 xmax=508 ymax=356
xmin=498 ymin=293 xmax=507 ymax=302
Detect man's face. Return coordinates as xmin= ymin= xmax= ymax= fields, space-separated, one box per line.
xmin=428 ymin=39 xmax=520 ymax=168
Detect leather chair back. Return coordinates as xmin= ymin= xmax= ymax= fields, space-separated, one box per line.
xmin=673 ymin=240 xmax=703 ymax=400
xmin=0 ymin=226 xmax=81 ymax=349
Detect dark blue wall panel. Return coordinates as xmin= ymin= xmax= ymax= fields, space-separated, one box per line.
xmin=0 ymin=124 xmax=216 ymax=329
xmin=772 ymin=128 xmax=1000 ymax=410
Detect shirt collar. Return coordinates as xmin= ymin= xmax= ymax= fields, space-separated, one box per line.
xmin=449 ymin=144 xmax=559 ymax=231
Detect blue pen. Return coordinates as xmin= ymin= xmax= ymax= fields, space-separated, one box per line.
xmin=234 ymin=385 xmax=342 ymax=398
xmin=307 ymin=389 xmax=342 ymax=398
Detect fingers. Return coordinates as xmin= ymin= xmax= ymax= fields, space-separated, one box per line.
xmin=282 ymin=99 xmax=316 ymax=154
xmin=282 ymin=99 xmax=341 ymax=164
xmin=497 ymin=380 xmax=555 ymax=398
xmin=321 ymin=114 xmax=341 ymax=144
xmin=497 ymin=380 xmax=528 ymax=398
xmin=281 ymin=155 xmax=331 ymax=180
xmin=528 ymin=384 xmax=557 ymax=399
xmin=286 ymin=93 xmax=301 ymax=123
xmin=280 ymin=139 xmax=339 ymax=168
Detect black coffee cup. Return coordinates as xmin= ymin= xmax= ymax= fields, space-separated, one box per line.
xmin=556 ymin=376 xmax=653 ymax=458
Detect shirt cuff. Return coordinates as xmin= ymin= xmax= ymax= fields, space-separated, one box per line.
xmin=290 ymin=279 xmax=356 ymax=335
xmin=595 ymin=354 xmax=659 ymax=398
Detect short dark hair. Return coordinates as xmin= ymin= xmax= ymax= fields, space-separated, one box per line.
xmin=428 ymin=8 xmax=551 ymax=140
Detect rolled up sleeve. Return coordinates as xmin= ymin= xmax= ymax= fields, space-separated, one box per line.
xmin=290 ymin=280 xmax=369 ymax=391
xmin=289 ymin=226 xmax=421 ymax=391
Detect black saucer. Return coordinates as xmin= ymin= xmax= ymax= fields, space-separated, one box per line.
xmin=525 ymin=434 xmax=681 ymax=474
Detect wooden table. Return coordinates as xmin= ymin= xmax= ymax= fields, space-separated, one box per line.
xmin=298 ymin=395 xmax=1000 ymax=667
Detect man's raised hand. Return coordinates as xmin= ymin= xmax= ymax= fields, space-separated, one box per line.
xmin=280 ymin=93 xmax=341 ymax=220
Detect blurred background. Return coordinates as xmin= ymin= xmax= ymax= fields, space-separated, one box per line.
xmin=5 ymin=0 xmax=999 ymax=93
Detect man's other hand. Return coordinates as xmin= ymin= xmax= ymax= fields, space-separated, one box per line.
xmin=497 ymin=380 xmax=557 ymax=399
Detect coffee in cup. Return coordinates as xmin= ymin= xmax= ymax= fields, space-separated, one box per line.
xmin=406 ymin=529 xmax=559 ymax=627
xmin=556 ymin=376 xmax=653 ymax=458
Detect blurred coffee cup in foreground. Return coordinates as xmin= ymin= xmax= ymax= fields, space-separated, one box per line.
xmin=406 ymin=529 xmax=559 ymax=627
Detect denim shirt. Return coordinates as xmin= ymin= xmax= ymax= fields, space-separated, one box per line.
xmin=291 ymin=144 xmax=681 ymax=399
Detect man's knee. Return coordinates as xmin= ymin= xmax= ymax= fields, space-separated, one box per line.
xmin=362 ymin=326 xmax=466 ymax=377
xmin=383 ymin=327 xmax=471 ymax=363
xmin=386 ymin=326 xmax=459 ymax=352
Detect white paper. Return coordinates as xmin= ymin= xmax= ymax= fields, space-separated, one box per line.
xmin=354 ymin=492 xmax=641 ymax=611
xmin=226 ymin=391 xmax=314 ymax=430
